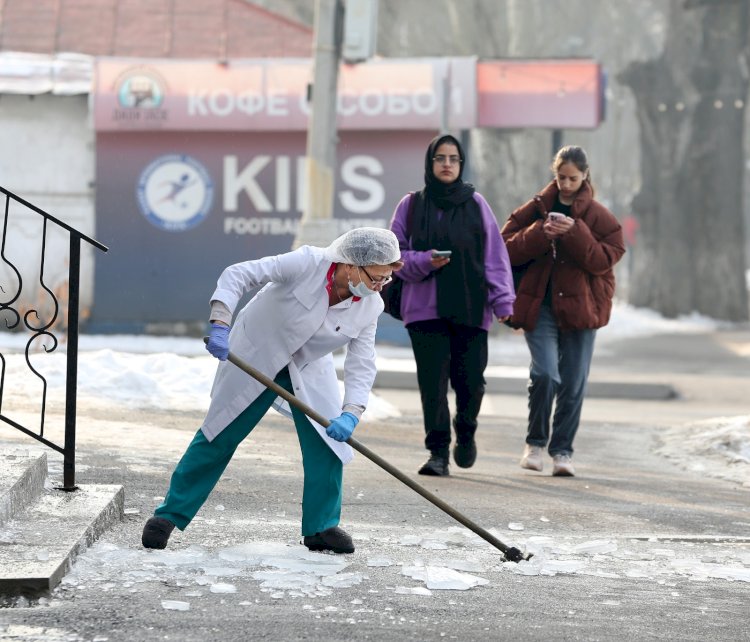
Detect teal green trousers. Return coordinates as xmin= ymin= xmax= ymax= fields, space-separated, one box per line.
xmin=155 ymin=367 xmax=343 ymax=537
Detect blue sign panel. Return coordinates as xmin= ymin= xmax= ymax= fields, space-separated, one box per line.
xmin=90 ymin=130 xmax=428 ymax=332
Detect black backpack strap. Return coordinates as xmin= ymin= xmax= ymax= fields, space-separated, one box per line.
xmin=404 ymin=191 xmax=416 ymax=246
xmin=382 ymin=191 xmax=417 ymax=321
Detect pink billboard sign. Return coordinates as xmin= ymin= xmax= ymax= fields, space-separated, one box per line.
xmin=477 ymin=59 xmax=602 ymax=129
xmin=93 ymin=57 xmax=477 ymax=132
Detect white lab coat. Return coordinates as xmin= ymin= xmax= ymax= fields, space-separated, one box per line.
xmin=200 ymin=245 xmax=382 ymax=464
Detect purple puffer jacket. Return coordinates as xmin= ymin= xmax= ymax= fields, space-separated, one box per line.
xmin=389 ymin=192 xmax=516 ymax=330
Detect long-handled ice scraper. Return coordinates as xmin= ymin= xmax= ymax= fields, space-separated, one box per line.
xmin=205 ymin=338 xmax=532 ymax=563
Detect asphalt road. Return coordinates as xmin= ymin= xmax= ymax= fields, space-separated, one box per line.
xmin=1 ymin=327 xmax=749 ymax=641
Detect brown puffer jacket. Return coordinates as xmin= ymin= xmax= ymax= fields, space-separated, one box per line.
xmin=501 ymin=181 xmax=625 ymax=332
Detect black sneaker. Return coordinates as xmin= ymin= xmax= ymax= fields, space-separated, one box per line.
xmin=418 ymin=452 xmax=449 ymax=476
xmin=304 ymin=526 xmax=355 ymax=554
xmin=453 ymin=438 xmax=477 ymax=468
xmin=142 ymin=516 xmax=176 ymax=549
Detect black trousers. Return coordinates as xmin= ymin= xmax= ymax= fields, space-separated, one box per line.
xmin=407 ymin=319 xmax=488 ymax=454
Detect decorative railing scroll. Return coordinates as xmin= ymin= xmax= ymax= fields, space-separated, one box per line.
xmin=0 ymin=185 xmax=108 ymax=490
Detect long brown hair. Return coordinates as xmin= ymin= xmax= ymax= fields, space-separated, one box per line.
xmin=551 ymin=145 xmax=595 ymax=197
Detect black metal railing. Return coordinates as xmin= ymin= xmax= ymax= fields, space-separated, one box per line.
xmin=0 ymin=186 xmax=107 ymax=490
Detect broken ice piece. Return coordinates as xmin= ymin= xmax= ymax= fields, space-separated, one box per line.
xmin=650 ymin=548 xmax=676 ymax=558
xmin=402 ymin=564 xmax=487 ymax=590
xmin=424 ymin=566 xmax=489 ymax=590
xmin=200 ymin=566 xmax=240 ymax=577
xmin=509 ymin=557 xmax=542 ymax=576
xmin=420 ymin=540 xmax=449 ymax=550
xmin=543 ymin=559 xmax=586 ymax=573
xmin=524 ymin=536 xmax=555 ymax=556
xmin=395 ymin=586 xmax=433 ymax=596
xmin=161 ymin=600 xmax=190 ymax=611
xmin=571 ymin=540 xmax=617 ymax=555
xmin=322 ymin=572 xmax=364 ymax=588
xmin=252 ymin=570 xmax=317 ymax=591
xmin=399 ymin=535 xmax=422 ymax=546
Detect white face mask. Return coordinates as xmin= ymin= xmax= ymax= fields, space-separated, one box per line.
xmin=348 ymin=268 xmax=377 ymax=298
xmin=348 ymin=279 xmax=376 ymax=298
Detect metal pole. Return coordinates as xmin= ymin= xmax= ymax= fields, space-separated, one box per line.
xmin=460 ymin=129 xmax=471 ymax=182
xmin=294 ymin=0 xmax=345 ymax=249
xmin=62 ymin=234 xmax=81 ymax=491
xmin=205 ymin=339 xmax=530 ymax=562
xmin=551 ymin=129 xmax=563 ymax=157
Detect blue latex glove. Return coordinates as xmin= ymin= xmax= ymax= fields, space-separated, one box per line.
xmin=326 ymin=411 xmax=359 ymax=442
xmin=206 ymin=322 xmax=230 ymax=360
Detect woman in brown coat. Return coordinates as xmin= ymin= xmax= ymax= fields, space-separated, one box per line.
xmin=501 ymin=146 xmax=625 ymax=476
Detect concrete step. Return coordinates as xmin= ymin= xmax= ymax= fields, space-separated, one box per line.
xmin=0 ymin=450 xmax=124 ymax=595
xmin=0 ymin=451 xmax=47 ymax=524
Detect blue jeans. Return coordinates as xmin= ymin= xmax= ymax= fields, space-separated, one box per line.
xmin=523 ymin=304 xmax=596 ymax=457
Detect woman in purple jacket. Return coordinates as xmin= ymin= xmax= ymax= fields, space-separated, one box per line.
xmin=389 ymin=134 xmax=516 ymax=476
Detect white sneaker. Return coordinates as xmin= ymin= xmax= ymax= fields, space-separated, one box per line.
xmin=552 ymin=454 xmax=575 ymax=477
xmin=520 ymin=444 xmax=543 ymax=471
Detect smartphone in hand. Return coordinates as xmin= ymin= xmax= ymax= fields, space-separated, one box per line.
xmin=432 ymin=250 xmax=452 ymax=258
xmin=548 ymin=212 xmax=568 ymax=222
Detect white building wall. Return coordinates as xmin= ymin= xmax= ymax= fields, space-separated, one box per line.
xmin=0 ymin=94 xmax=98 ymax=330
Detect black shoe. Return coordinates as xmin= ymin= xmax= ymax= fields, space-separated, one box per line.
xmin=418 ymin=452 xmax=449 ymax=476
xmin=304 ymin=526 xmax=355 ymax=554
xmin=142 ymin=516 xmax=176 ymax=549
xmin=453 ymin=438 xmax=477 ymax=468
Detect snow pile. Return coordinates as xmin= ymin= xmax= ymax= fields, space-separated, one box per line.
xmin=655 ymin=415 xmax=750 ymax=487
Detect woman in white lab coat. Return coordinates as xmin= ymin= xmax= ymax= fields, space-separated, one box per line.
xmin=142 ymin=227 xmax=403 ymax=554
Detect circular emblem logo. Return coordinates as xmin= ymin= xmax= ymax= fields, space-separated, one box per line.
xmin=117 ymin=71 xmax=165 ymax=109
xmin=136 ymin=155 xmax=214 ymax=232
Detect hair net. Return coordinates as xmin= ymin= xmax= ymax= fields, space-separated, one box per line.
xmin=324 ymin=227 xmax=401 ymax=266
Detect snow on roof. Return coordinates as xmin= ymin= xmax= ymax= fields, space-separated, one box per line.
xmin=0 ymin=0 xmax=313 ymax=94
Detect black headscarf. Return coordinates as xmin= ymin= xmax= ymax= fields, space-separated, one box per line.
xmin=423 ymin=135 xmax=476 ymax=209
xmin=410 ymin=135 xmax=487 ymax=327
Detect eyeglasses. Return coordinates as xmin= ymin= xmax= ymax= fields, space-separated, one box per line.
xmin=433 ymin=155 xmax=462 ymax=166
xmin=359 ymin=266 xmax=392 ymax=287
